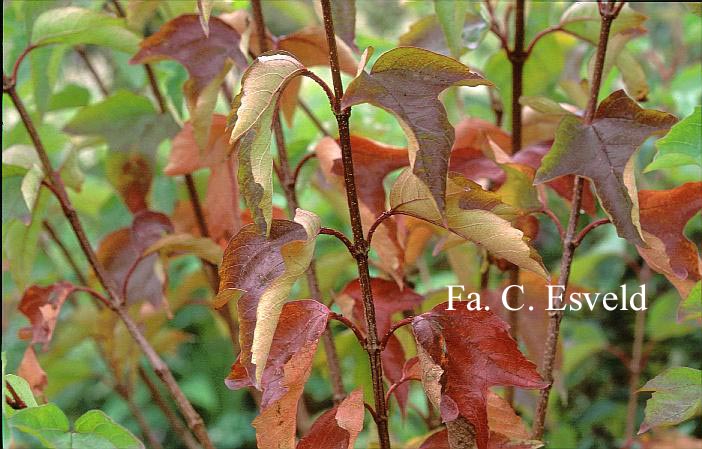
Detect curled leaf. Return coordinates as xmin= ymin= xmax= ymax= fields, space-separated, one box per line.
xmin=18 ymin=282 xmax=76 ymax=349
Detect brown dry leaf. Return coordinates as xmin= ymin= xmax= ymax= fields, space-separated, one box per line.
xmin=226 ymin=300 xmax=330 ymax=449
xmin=297 ymin=389 xmax=364 ymax=449
xmin=18 ymin=282 xmax=76 ymax=349
xmin=315 ymin=136 xmax=409 ymax=283
xmin=105 ymin=152 xmax=153 ymax=214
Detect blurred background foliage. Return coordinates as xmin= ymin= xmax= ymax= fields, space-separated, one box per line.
xmin=2 ymin=1 xmax=701 ymax=448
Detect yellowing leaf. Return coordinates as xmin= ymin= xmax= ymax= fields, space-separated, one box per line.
xmin=639 ymin=367 xmax=702 ymax=434
xmin=342 ymin=47 xmax=491 ymax=215
xmin=217 ymin=209 xmax=320 ymax=385
xmin=390 ymin=169 xmax=548 ymax=278
xmin=534 ymin=90 xmax=677 ymax=246
xmin=143 ymin=233 xmax=223 ymax=265
xmin=228 ymin=52 xmax=306 ymax=235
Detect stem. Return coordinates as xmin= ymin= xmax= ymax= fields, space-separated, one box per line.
xmin=5 ymin=383 xmax=27 ymax=409
xmin=115 ymin=383 xmax=164 ymax=449
xmin=75 ymin=47 xmax=109 ymax=97
xmin=319 ymin=1 xmax=391 ymax=447
xmin=573 ymin=218 xmax=611 ymax=247
xmin=43 ymin=221 xmax=88 ymax=285
xmin=138 ymin=367 xmax=200 ymax=449
xmin=292 ymin=153 xmax=317 ymax=189
xmin=251 ymin=0 xmax=346 ymax=403
xmin=3 ymin=74 xmax=215 ymax=449
xmin=329 ymin=313 xmax=367 ymax=347
xmin=380 ymin=317 xmax=413 ymax=351
xmin=532 ymin=2 xmax=623 ymax=438
xmin=509 ymin=0 xmax=525 ymax=153
xmin=320 ymin=227 xmax=356 ymax=255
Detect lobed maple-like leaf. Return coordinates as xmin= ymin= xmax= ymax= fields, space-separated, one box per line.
xmin=337 ymin=278 xmax=423 ymax=412
xmin=636 ymin=182 xmax=702 ymax=299
xmin=390 ymin=169 xmax=548 ymax=278
xmin=228 ymin=52 xmax=306 ymax=235
xmin=316 ymin=136 xmax=409 ymax=283
xmin=296 ymin=389 xmax=364 ymax=449
xmin=96 ymin=211 xmax=173 ymax=306
xmin=217 ymin=210 xmax=319 ymax=385
xmin=412 ymin=303 xmax=547 ymax=449
xmin=226 ymin=300 xmax=330 ymax=449
xmin=18 ymin=282 xmax=76 ymax=349
xmin=638 ymin=367 xmax=702 ymax=434
xmin=341 ymin=46 xmax=492 ymax=215
xmin=535 ymin=90 xmax=677 ymax=246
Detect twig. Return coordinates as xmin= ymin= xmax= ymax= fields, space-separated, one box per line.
xmin=366 ymin=210 xmax=395 ymax=246
xmin=509 ymin=0 xmax=526 ymax=154
xmin=484 ymin=1 xmax=510 ymax=53
xmin=364 ymin=402 xmax=380 ymax=426
xmin=320 ymin=227 xmax=356 ymax=256
xmin=43 ymin=221 xmax=88 ymax=285
xmin=539 ymin=208 xmax=565 ymax=239
xmin=5 ymin=44 xmax=39 ymax=88
xmin=5 ymin=382 xmax=28 ymax=410
xmin=292 ymin=153 xmax=317 ymax=189
xmin=329 ymin=312 xmax=367 ymax=347
xmin=138 ymin=367 xmax=200 ymax=449
xmin=573 ymin=218 xmax=611 ymax=247
xmin=115 ymin=383 xmax=164 ymax=449
xmin=532 ymin=2 xmax=625 ymax=438
xmin=3 ymin=72 xmax=215 ymax=449
xmin=320 ymin=1 xmax=391 ymax=446
xmin=75 ymin=47 xmax=109 ymax=97
xmin=380 ymin=317 xmax=413 ymax=351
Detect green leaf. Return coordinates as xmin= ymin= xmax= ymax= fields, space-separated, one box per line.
xmin=5 ymin=374 xmax=39 ymax=409
xmin=646 ymin=106 xmax=702 ymax=172
xmin=434 ymin=0 xmax=467 ymax=58
xmin=638 ymin=367 xmax=702 ymax=433
xmin=389 ymin=169 xmax=548 ymax=278
xmin=48 ymin=84 xmax=91 ymax=111
xmin=32 ymin=7 xmax=141 ymax=53
xmin=2 ymin=164 xmax=30 ymax=224
xmin=535 ymin=90 xmax=677 ymax=246
xmin=228 ymin=52 xmax=306 ymax=236
xmin=72 ymin=410 xmax=144 ymax=449
xmin=9 ymin=404 xmax=71 ymax=448
xmin=679 ymin=282 xmax=702 ymax=323
xmin=30 ymin=45 xmax=67 ymax=118
xmin=342 ymin=47 xmax=491 ymax=216
xmin=562 ymin=322 xmax=608 ymax=374
xmin=646 ymin=291 xmax=697 ymax=341
xmin=64 ymin=90 xmax=178 ymax=155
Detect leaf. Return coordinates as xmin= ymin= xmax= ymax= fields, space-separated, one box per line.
xmin=105 ymin=152 xmax=152 ymax=214
xmin=636 ymin=183 xmax=702 ymax=299
xmin=646 ymin=106 xmax=702 ymax=172
xmin=167 ymin=114 xmax=239 ymax=243
xmin=534 ymin=90 xmax=677 ymax=246
xmin=196 ymin=0 xmax=213 ymax=37
xmin=8 ymin=403 xmax=71 ymax=448
xmin=228 ymin=52 xmax=306 ymax=235
xmin=217 ymin=210 xmax=320 ymax=385
xmin=400 ymin=13 xmax=487 ymax=57
xmin=96 ymin=211 xmax=173 ymax=306
xmin=434 ymin=0 xmax=467 ymax=58
xmin=679 ymin=282 xmax=702 ymax=323
xmin=143 ymin=233 xmax=223 ymax=265
xmin=31 ymin=7 xmax=141 ymax=53
xmin=638 ymin=367 xmax=702 ymax=434
xmin=297 ymin=389 xmax=364 ymax=449
xmin=18 ymin=282 xmax=76 ymax=349
xmin=337 ymin=278 xmax=423 ymax=412
xmin=72 ymin=410 xmax=144 ymax=449
xmin=5 ymin=374 xmax=39 ymax=409
xmin=449 ymin=118 xmax=510 ymax=183
xmin=313 ymin=0 xmax=357 ymax=51
xmin=277 ymin=27 xmax=357 ymax=124
xmin=342 ymin=47 xmax=491 ymax=215
xmin=315 ymin=136 xmax=409 ymax=283
xmin=226 ymin=300 xmax=330 ymax=449
xmin=412 ymin=303 xmax=547 ymax=449
xmin=17 ymin=347 xmax=47 ymax=397
xmin=64 ymin=90 xmax=178 ymax=154
xmin=390 ymin=169 xmax=548 ymax=278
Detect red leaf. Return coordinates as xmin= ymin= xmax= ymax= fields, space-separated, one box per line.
xmin=18 ymin=346 xmax=48 ymax=397
xmin=338 ymin=278 xmax=423 ymax=412
xmin=226 ymin=300 xmax=330 ymax=449
xmin=130 ymin=15 xmax=247 ymax=96
xmin=316 ymin=136 xmax=409 ymax=282
xmin=412 ymin=303 xmax=547 ymax=449
xmin=637 ymin=182 xmax=702 ymax=298
xmin=18 ymin=282 xmax=76 ymax=349
xmin=297 ymin=389 xmax=364 ymax=449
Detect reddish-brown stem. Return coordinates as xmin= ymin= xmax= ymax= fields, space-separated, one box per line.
xmin=380 ymin=317 xmax=414 ymax=351
xmin=5 ymin=44 xmax=39 ymax=88
xmin=532 ymin=2 xmax=623 ymax=438
xmin=484 ymin=1 xmax=510 ymax=53
xmin=5 ymin=382 xmax=27 ymax=410
xmin=573 ymin=218 xmax=611 ymax=247
xmin=329 ymin=312 xmax=367 ymax=347
xmin=385 ymin=377 xmax=412 ymax=407
xmin=540 ymin=208 xmax=566 ymax=239
xmin=73 ymin=286 xmax=112 ymax=309
xmin=605 ymin=345 xmax=631 ymax=367
xmin=320 ymin=1 xmax=391 ymax=446
xmin=3 ymin=72 xmax=215 ymax=449
xmin=252 ymin=0 xmax=346 ymax=402
xmin=43 ymin=220 xmax=89 ymax=285
xmin=303 ymin=70 xmax=336 ymax=110
xmin=292 ymin=153 xmax=317 ymax=188
xmin=367 ymin=210 xmax=396 ymax=246
xmin=509 ymin=0 xmax=525 ymax=154
xmin=320 ymin=227 xmax=356 ymax=255
xmin=364 ymin=402 xmax=380 ymax=425
xmin=138 ymin=367 xmax=200 ymax=449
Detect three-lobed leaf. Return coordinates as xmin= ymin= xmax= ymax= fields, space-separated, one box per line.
xmin=535 ymin=90 xmax=677 ymax=246
xmin=342 ymin=46 xmax=492 ymax=216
